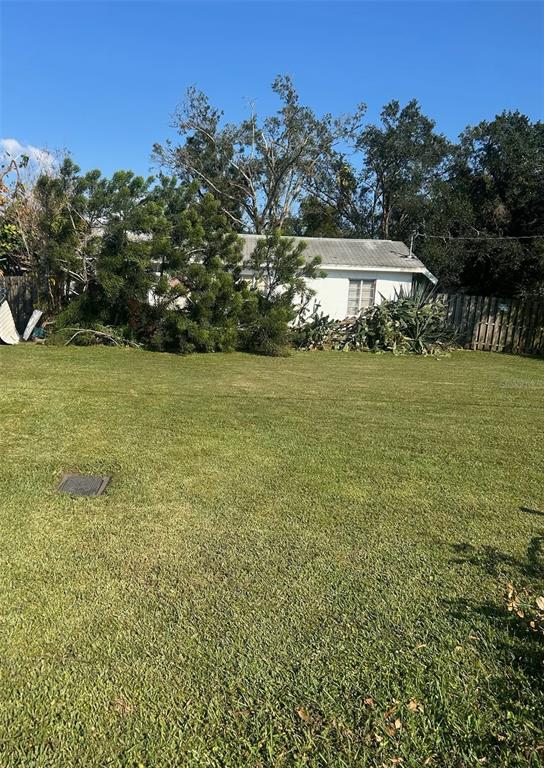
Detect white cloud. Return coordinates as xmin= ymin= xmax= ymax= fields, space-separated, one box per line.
xmin=1 ymin=138 xmax=57 ymax=174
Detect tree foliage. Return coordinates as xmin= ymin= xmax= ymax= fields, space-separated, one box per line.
xmin=356 ymin=99 xmax=451 ymax=240
xmin=241 ymin=232 xmax=324 ymax=356
xmin=152 ymin=79 xmax=544 ymax=298
xmin=55 ymin=177 xmax=250 ymax=353
xmin=0 ymin=154 xmax=37 ymax=275
xmin=149 ymin=192 xmax=249 ymax=353
xmin=11 ymin=157 xmax=319 ymax=355
xmin=418 ymin=112 xmax=544 ymax=297
xmin=153 ymin=76 xmax=365 ymax=233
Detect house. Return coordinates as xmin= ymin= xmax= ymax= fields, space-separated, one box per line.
xmin=240 ymin=235 xmax=436 ymax=319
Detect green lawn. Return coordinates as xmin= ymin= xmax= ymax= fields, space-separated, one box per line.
xmin=0 ymin=346 xmax=543 ymax=767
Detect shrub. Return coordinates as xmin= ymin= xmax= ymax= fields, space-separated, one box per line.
xmin=292 ymin=309 xmax=334 ymax=350
xmin=296 ymin=286 xmax=457 ymax=355
xmin=241 ymin=303 xmax=293 ymax=357
xmin=293 ymin=310 xmax=367 ymax=351
xmin=364 ymin=285 xmax=456 ymax=355
xmin=241 ymin=232 xmax=323 ymax=356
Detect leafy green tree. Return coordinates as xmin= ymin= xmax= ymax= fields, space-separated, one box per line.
xmin=244 ymin=231 xmax=322 ymax=302
xmin=418 ymin=112 xmax=544 ymax=296
xmin=295 ymin=101 xmax=450 ymax=241
xmin=0 ymin=154 xmax=37 ymax=275
xmin=47 ymin=167 xmax=321 ymax=356
xmin=0 ymin=222 xmax=23 ymax=274
xmin=29 ymin=158 xmax=140 ymax=308
xmin=356 ymin=99 xmax=450 ymax=240
xmin=33 ymin=158 xmax=90 ymax=308
xmin=59 ymin=169 xmax=168 ymax=329
xmin=300 ymin=157 xmax=370 ymax=237
xmin=284 ymin=195 xmax=344 ymax=238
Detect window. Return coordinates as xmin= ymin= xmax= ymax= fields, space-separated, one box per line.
xmin=347 ymin=279 xmax=376 ymax=315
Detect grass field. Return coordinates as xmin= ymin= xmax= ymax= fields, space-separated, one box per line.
xmin=0 ymin=346 xmax=543 ymax=767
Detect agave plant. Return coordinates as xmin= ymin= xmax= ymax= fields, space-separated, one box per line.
xmin=334 ymin=315 xmax=368 ymax=351
xmin=295 ymin=285 xmax=456 ymax=355
xmin=363 ymin=284 xmax=457 ymax=355
xmin=293 ymin=286 xmax=455 ymax=355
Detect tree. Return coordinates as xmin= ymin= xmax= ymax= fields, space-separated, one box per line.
xmin=418 ymin=112 xmax=544 ymax=296
xmin=241 ymin=231 xmax=324 ymax=355
xmin=356 ymin=99 xmax=450 ymax=240
xmin=151 ymin=192 xmax=249 ymax=353
xmin=284 ymin=195 xmax=345 ymax=238
xmin=60 ymin=169 xmax=169 ymax=328
xmin=32 ymin=159 xmax=97 ymax=307
xmin=0 ymin=154 xmax=37 ymax=275
xmin=293 ymin=100 xmax=450 ymax=242
xmin=300 ymin=156 xmax=370 ymax=237
xmin=52 ymin=171 xmax=250 ymax=352
xmin=42 ymin=163 xmax=322 ymax=356
xmin=153 ymin=76 xmax=365 ymax=233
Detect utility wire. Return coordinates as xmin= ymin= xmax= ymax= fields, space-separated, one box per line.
xmin=415 ymin=233 xmax=544 ymax=241
xmin=407 ymin=230 xmax=544 ymax=257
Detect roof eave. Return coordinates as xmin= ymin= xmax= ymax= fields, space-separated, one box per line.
xmin=421 ymin=267 xmax=438 ymax=285
xmin=318 ymin=263 xmax=428 ymax=274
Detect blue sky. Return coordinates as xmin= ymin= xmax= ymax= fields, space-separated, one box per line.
xmin=1 ymin=1 xmax=543 ymax=176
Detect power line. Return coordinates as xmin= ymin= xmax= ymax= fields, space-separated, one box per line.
xmin=416 ymin=233 xmax=544 ymax=241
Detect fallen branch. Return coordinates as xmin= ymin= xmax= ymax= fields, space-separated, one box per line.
xmin=63 ymin=328 xmax=141 ymax=348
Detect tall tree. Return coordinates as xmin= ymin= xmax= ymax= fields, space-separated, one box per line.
xmin=356 ymin=99 xmax=450 ymax=240
xmin=294 ymin=100 xmax=450 ymax=241
xmin=153 ymin=76 xmax=365 ymax=233
xmin=418 ymin=111 xmax=544 ymax=296
xmin=69 ymin=169 xmax=170 ymax=326
xmin=0 ymin=154 xmax=38 ymax=275
xmin=32 ymin=159 xmax=103 ymax=306
xmin=294 ymin=159 xmax=368 ymax=237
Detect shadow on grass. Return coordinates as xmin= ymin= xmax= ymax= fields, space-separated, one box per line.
xmin=451 ymin=538 xmax=544 ymax=579
xmin=451 ymin=507 xmax=544 ymax=579
xmin=520 ymin=506 xmax=544 ymax=518
xmin=446 ymin=587 xmax=544 ymax=766
xmin=447 ymin=596 xmax=544 ymax=683
xmin=448 ymin=506 xmax=544 ymax=688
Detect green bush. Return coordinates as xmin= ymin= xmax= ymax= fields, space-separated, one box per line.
xmin=364 ymin=286 xmax=456 ymax=355
xmin=241 ymin=303 xmax=293 ymax=357
xmin=296 ymin=286 xmax=457 ymax=355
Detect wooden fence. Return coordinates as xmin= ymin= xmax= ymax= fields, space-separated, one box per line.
xmin=441 ymin=293 xmax=544 ymax=356
xmin=0 ymin=274 xmax=39 ymax=334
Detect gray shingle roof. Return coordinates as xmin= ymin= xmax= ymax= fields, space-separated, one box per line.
xmin=239 ymin=234 xmax=427 ymax=271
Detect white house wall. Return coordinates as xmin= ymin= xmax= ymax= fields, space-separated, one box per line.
xmin=305 ymin=269 xmax=414 ymax=319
